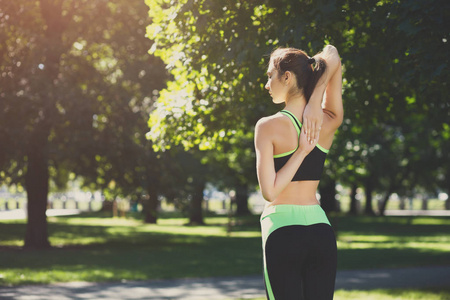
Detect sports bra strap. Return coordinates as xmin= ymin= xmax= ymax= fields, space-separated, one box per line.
xmin=280 ymin=110 xmax=302 ymax=136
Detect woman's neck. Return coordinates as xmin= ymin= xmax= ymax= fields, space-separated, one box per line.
xmin=284 ymin=94 xmax=307 ymax=122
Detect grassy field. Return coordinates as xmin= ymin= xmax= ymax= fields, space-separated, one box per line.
xmin=0 ymin=212 xmax=449 ymax=288
xmin=241 ymin=288 xmax=450 ymax=300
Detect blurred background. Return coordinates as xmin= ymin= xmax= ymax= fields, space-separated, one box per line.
xmin=0 ymin=0 xmax=449 ymax=299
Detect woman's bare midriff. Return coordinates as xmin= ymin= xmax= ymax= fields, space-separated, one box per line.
xmin=268 ymin=180 xmax=321 ymax=206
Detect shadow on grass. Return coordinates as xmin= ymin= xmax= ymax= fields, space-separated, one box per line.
xmin=0 ymin=237 xmax=263 ymax=285
xmin=1 ymin=214 xmax=450 ymax=286
xmin=0 ymin=219 xmax=264 ymax=285
xmin=332 ymin=215 xmax=450 ymax=238
xmin=338 ymin=247 xmax=450 ymax=270
xmin=334 ymin=215 xmax=450 ymax=269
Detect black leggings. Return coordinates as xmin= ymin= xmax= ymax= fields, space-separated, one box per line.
xmin=261 ymin=205 xmax=337 ymax=300
xmin=265 ymin=224 xmax=337 ymax=299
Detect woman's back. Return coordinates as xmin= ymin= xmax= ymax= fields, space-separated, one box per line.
xmin=265 ymin=109 xmax=332 ymax=206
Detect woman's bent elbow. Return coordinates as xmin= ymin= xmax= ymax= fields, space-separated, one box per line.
xmin=262 ymin=191 xmax=275 ymax=203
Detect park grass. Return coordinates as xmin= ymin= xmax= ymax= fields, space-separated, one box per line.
xmin=331 ymin=215 xmax=450 ymax=270
xmin=239 ymin=287 xmax=450 ymax=300
xmin=0 ymin=212 xmax=449 ymax=286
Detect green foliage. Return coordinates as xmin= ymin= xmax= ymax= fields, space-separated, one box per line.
xmin=0 ymin=0 xmax=168 ymax=197
xmin=146 ymin=0 xmax=270 ymax=152
xmin=146 ymin=0 xmax=449 ymax=206
xmin=146 ymin=0 xmax=447 ymax=215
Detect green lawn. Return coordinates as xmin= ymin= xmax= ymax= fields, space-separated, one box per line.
xmin=241 ymin=287 xmax=450 ymax=300
xmin=334 ymin=288 xmax=450 ymax=300
xmin=0 ymin=212 xmax=449 ymax=287
xmin=331 ymin=215 xmax=450 ymax=269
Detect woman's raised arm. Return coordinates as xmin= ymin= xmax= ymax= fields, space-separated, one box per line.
xmin=318 ymin=46 xmax=343 ymax=128
xmin=303 ymin=45 xmax=342 ymax=142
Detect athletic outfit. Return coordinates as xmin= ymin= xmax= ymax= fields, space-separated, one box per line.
xmin=261 ymin=110 xmax=337 ymax=300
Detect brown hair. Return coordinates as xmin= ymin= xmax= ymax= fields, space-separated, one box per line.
xmin=270 ymin=48 xmax=326 ymax=102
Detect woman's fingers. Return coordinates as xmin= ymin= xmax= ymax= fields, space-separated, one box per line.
xmin=299 ymin=122 xmax=316 ymax=155
xmin=309 ymin=120 xmax=315 ymax=144
xmin=305 ymin=118 xmax=311 ymax=144
xmin=303 ymin=118 xmax=309 ymax=141
xmin=303 ymin=118 xmax=322 ymax=144
xmin=313 ymin=124 xmax=321 ymax=144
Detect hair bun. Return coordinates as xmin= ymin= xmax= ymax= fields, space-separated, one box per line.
xmin=307 ymin=57 xmax=315 ymax=64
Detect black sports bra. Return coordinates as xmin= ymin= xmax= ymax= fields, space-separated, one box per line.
xmin=273 ymin=110 xmax=329 ymax=181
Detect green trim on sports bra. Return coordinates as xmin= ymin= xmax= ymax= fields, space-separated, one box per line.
xmin=315 ymin=143 xmax=330 ymax=154
xmin=281 ymin=111 xmax=301 ymax=135
xmin=272 ymin=109 xmax=329 ymax=158
xmin=273 ymin=149 xmax=296 ymax=158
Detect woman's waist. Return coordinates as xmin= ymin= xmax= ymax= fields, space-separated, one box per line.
xmin=270 ymin=198 xmax=319 ymax=206
xmin=272 ymin=183 xmax=320 ymax=206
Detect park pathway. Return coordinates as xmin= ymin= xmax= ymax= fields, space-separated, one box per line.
xmin=0 ymin=266 xmax=449 ymax=300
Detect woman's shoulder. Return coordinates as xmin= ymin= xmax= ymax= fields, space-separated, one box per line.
xmin=255 ymin=112 xmax=290 ymax=132
xmin=255 ymin=112 xmax=295 ymax=146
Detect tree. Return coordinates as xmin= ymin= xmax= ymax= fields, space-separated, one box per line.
xmin=69 ymin=0 xmax=168 ymax=223
xmin=1 ymin=0 xmax=84 ymax=248
xmin=337 ymin=0 xmax=449 ymax=214
xmin=0 ymin=0 xmax=167 ymax=249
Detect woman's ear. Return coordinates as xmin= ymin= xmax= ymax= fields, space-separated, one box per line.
xmin=284 ymin=71 xmax=292 ymax=85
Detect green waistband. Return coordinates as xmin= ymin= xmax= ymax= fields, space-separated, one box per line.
xmin=260 ymin=204 xmax=330 ymax=245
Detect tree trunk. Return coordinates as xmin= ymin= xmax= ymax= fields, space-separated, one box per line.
xmin=144 ymin=187 xmax=158 ymax=224
xmin=348 ymin=183 xmax=358 ymax=215
xmin=378 ymin=182 xmax=397 ymax=216
xmin=320 ymin=179 xmax=337 ymax=213
xmin=364 ymin=178 xmax=376 ymax=216
xmin=189 ymin=181 xmax=205 ymax=225
xmin=235 ymin=183 xmax=251 ymax=216
xmin=100 ymin=199 xmax=114 ymax=212
xmin=421 ymin=198 xmax=428 ymax=210
xmin=22 ymin=0 xmax=66 ymax=249
xmin=24 ymin=135 xmax=51 ymax=249
xmin=399 ymin=197 xmax=406 ymax=210
xmin=378 ymin=192 xmax=392 ymax=216
xmin=112 ymin=199 xmax=118 ymax=218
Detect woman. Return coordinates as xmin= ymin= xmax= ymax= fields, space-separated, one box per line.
xmin=254 ymin=45 xmax=343 ymax=300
